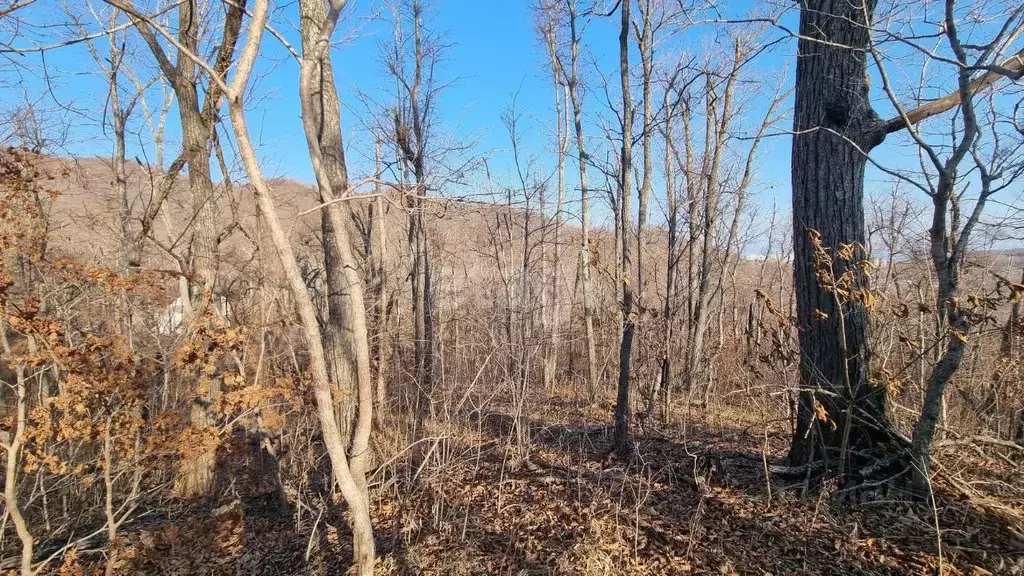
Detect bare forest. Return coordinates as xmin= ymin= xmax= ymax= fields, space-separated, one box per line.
xmin=1 ymin=0 xmax=1024 ymax=574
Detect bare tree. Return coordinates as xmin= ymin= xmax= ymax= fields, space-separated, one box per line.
xmin=1 ymin=325 xmax=32 ymax=575
xmin=105 ymin=0 xmax=246 ymax=497
xmin=867 ymin=1 xmax=1024 ymax=491
xmin=559 ymin=0 xmax=600 ymax=402
xmin=645 ymin=62 xmax=685 ymax=419
xmin=296 ymin=0 xmax=360 ymax=449
xmin=109 ymin=0 xmax=378 ymax=570
xmin=496 ymin=93 xmax=543 ymax=457
xmin=296 ymin=0 xmax=376 ymax=566
xmin=612 ymin=0 xmax=635 ymax=458
xmin=385 ymin=0 xmax=439 ymax=445
xmin=537 ymin=1 xmax=570 ymax=394
xmin=79 ymin=9 xmax=144 ymax=273
xmin=788 ymin=0 xmax=1024 ymax=492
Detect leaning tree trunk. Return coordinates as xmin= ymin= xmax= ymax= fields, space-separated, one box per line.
xmin=788 ymin=0 xmax=902 ymax=486
xmin=294 ymin=0 xmax=378 ymax=565
xmin=297 ymin=2 xmax=376 ymax=569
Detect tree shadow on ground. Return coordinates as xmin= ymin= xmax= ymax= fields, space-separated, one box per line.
xmin=108 ymin=401 xmax=1024 ymax=575
xmin=443 ymin=407 xmax=1024 ymax=575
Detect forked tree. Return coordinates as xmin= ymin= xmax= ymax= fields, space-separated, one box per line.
xmin=104 ymin=0 xmax=246 ymax=497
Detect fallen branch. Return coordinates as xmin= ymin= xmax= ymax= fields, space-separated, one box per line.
xmin=936 ymin=435 xmax=1024 ymax=454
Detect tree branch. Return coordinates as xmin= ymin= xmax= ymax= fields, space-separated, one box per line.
xmin=883 ymin=47 xmax=1024 ymax=135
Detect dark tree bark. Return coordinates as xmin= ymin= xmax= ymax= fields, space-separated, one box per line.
xmin=789 ymin=0 xmax=1024 ymax=493
xmin=788 ymin=0 xmax=897 ymax=481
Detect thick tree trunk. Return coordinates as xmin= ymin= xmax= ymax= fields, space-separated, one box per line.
xmin=168 ymin=0 xmax=241 ymax=308
xmin=788 ymin=0 xmax=898 ymax=483
xmin=117 ymin=0 xmax=247 ymax=499
xmin=176 ymin=103 xmax=220 ymax=496
xmin=296 ymin=12 xmax=358 ymax=426
xmin=163 ymin=0 xmax=242 ymax=499
xmin=297 ymin=2 xmax=355 ymax=390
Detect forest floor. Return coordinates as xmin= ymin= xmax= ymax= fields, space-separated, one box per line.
xmin=108 ymin=389 xmax=1024 ymax=576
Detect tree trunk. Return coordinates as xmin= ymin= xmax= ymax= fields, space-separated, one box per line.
xmin=911 ymin=263 xmax=966 ymax=491
xmin=788 ymin=0 xmax=897 ymax=484
xmin=163 ymin=0 xmax=243 ymax=499
xmin=686 ymin=70 xmax=727 ymax=401
xmin=649 ymin=68 xmax=677 ymax=418
xmin=612 ymin=0 xmax=634 ymax=458
xmin=564 ymin=1 xmax=599 ymax=402
xmin=233 ymin=103 xmax=375 ymax=573
xmin=541 ymin=22 xmax=566 ymax=393
xmin=2 ymin=361 xmax=33 ymax=576
xmin=396 ymin=1 xmax=437 ymax=443
xmin=372 ymin=144 xmax=391 ymax=418
xmin=307 ymin=67 xmax=359 ymax=440
xmin=171 ymin=88 xmax=220 ymax=497
xmin=1000 ymin=268 xmax=1022 ymax=357
xmin=296 ymin=0 xmax=375 ymax=571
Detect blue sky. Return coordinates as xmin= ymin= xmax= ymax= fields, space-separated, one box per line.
xmin=1 ymin=1 xmax=796 ymax=199
xmin=2 ymin=0 xmax=1019 ymax=250
xmin=2 ymin=1 xmax=597 ymax=172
